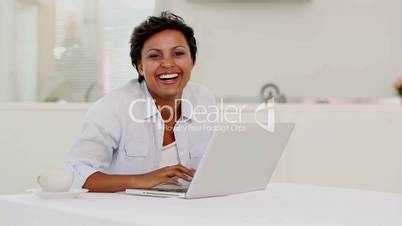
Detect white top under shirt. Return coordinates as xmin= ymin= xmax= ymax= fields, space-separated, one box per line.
xmin=159 ymin=142 xmax=179 ymax=168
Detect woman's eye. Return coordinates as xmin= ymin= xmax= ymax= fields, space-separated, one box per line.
xmin=148 ymin=54 xmax=160 ymax=59
xmin=175 ymin=51 xmax=185 ymax=56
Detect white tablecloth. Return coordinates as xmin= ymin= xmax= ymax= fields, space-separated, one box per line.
xmin=1 ymin=183 xmax=401 ymax=226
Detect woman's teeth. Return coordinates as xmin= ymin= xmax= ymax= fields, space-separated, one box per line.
xmin=159 ymin=73 xmax=179 ymax=80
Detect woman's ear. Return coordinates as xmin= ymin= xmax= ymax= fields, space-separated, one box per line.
xmin=137 ymin=60 xmax=144 ymax=76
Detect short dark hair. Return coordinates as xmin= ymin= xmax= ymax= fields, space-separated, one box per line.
xmin=129 ymin=11 xmax=197 ymax=83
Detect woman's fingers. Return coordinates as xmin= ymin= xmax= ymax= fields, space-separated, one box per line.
xmin=162 ymin=177 xmax=181 ymax=186
xmin=174 ymin=171 xmax=193 ymax=182
xmin=159 ymin=164 xmax=194 ymax=181
xmin=173 ymin=164 xmax=195 ymax=177
xmin=163 ymin=169 xmax=192 ymax=182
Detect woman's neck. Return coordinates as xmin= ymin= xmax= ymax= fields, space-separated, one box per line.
xmin=153 ymin=96 xmax=182 ymax=123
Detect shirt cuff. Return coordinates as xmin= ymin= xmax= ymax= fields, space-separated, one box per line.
xmin=65 ymin=163 xmax=99 ymax=189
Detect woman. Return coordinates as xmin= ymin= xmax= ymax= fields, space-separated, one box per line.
xmin=65 ymin=12 xmax=215 ymax=192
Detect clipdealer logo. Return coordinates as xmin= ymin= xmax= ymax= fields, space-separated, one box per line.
xmin=128 ymin=98 xmax=275 ymax=132
xmin=254 ymin=98 xmax=275 ymax=133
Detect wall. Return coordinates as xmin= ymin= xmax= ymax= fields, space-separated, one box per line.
xmin=15 ymin=2 xmax=39 ymax=101
xmin=0 ymin=0 xmax=16 ymax=102
xmin=0 ymin=104 xmax=86 ymax=194
xmin=260 ymin=104 xmax=402 ymax=193
xmin=155 ymin=0 xmax=402 ymax=98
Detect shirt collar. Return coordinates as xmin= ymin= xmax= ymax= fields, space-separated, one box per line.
xmin=140 ymin=82 xmax=160 ymax=120
xmin=180 ymin=86 xmax=194 ymax=121
xmin=139 ymin=81 xmax=195 ymax=121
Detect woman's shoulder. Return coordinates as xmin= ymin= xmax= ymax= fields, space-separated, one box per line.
xmin=108 ymin=79 xmax=144 ymax=99
xmin=86 ymin=79 xmax=143 ymax=117
xmin=95 ymin=79 xmax=143 ymax=102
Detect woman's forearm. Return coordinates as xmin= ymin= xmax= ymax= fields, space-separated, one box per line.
xmin=82 ymin=165 xmax=194 ymax=192
xmin=83 ymin=171 xmax=139 ymax=192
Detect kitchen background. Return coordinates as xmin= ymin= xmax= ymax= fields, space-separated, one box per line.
xmin=1 ymin=0 xmax=402 ymax=102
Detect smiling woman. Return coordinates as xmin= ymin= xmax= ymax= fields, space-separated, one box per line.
xmin=64 ymin=11 xmax=216 ymax=193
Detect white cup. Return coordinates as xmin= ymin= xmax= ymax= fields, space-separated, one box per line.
xmin=37 ymin=169 xmax=73 ymax=192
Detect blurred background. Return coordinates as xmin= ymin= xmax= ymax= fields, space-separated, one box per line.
xmin=1 ymin=0 xmax=402 ymax=103
xmin=1 ymin=0 xmax=402 ymax=194
xmin=0 ymin=0 xmax=154 ymax=102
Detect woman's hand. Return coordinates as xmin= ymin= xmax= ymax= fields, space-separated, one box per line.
xmin=132 ymin=164 xmax=196 ymax=188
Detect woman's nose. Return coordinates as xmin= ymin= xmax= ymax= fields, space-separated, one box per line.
xmin=161 ymin=57 xmax=174 ymax=68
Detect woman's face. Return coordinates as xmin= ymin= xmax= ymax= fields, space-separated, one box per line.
xmin=138 ymin=29 xmax=193 ymax=100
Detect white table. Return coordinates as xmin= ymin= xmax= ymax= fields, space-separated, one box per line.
xmin=1 ymin=183 xmax=401 ymax=226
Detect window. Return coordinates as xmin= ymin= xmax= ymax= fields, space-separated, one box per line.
xmin=0 ymin=0 xmax=155 ymax=102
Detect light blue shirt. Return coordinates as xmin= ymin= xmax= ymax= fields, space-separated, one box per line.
xmin=65 ymin=80 xmax=216 ymax=188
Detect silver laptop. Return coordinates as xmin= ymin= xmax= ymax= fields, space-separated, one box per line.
xmin=126 ymin=122 xmax=294 ymax=199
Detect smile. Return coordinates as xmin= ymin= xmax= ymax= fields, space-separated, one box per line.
xmin=158 ymin=73 xmax=179 ymax=81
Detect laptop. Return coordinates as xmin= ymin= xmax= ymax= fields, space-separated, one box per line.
xmin=126 ymin=122 xmax=294 ymax=199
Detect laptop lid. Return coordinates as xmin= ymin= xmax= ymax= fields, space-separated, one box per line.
xmin=185 ymin=122 xmax=294 ymax=199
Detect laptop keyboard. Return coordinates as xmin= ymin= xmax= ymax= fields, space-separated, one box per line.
xmin=150 ymin=183 xmax=189 ymax=193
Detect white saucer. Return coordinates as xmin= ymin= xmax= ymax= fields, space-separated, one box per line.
xmin=27 ymin=188 xmax=88 ymax=199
